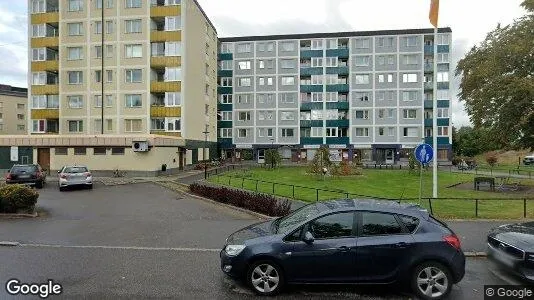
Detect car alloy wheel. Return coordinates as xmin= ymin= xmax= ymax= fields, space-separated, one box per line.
xmin=248 ymin=261 xmax=283 ymax=296
xmin=412 ymin=262 xmax=452 ymax=300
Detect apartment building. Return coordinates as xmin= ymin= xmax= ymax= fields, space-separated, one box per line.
xmin=18 ymin=0 xmax=218 ymax=174
xmin=217 ymin=28 xmax=452 ymax=164
xmin=0 ymin=85 xmax=28 ymax=135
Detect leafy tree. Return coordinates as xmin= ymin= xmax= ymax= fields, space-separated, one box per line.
xmin=265 ymin=149 xmax=282 ymax=169
xmin=453 ymin=126 xmax=501 ymax=157
xmin=308 ymin=147 xmax=332 ymax=176
xmin=485 ymin=153 xmax=498 ymax=168
xmin=456 ymin=0 xmax=534 ymax=150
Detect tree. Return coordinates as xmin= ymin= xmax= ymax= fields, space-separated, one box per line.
xmin=308 ymin=147 xmax=332 ymax=177
xmin=265 ymin=149 xmax=282 ymax=169
xmin=456 ymin=0 xmax=534 ymax=150
xmin=453 ymin=126 xmax=501 ymax=157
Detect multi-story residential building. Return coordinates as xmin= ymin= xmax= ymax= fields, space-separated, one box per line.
xmin=0 ymin=85 xmax=28 ymax=135
xmin=217 ymin=28 xmax=452 ymax=165
xmin=17 ymin=0 xmax=218 ymax=174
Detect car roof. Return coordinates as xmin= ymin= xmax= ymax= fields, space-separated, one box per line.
xmin=314 ymin=198 xmax=428 ymax=218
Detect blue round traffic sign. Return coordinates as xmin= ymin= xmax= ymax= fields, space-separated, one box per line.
xmin=414 ymin=144 xmax=433 ymax=164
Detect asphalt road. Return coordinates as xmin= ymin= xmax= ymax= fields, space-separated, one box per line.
xmin=0 ymin=183 xmax=521 ymax=299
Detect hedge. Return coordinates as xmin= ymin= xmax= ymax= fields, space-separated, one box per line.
xmin=0 ymin=184 xmax=39 ymax=214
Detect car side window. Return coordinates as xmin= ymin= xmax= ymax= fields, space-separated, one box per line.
xmin=360 ymin=212 xmax=403 ymax=236
xmin=398 ymin=214 xmax=420 ymax=233
xmin=308 ymin=212 xmax=354 ymax=240
xmin=284 ymin=226 xmax=303 ymax=242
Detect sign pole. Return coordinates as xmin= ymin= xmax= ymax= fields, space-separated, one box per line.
xmin=419 ymin=162 xmax=423 ymax=206
xmin=432 ymin=27 xmax=438 ymax=198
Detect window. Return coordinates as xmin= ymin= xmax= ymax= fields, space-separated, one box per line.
xmin=55 ymin=148 xmax=68 ymax=155
xmin=377 ymin=37 xmax=394 ymax=47
xmin=166 ymin=117 xmax=180 ymax=131
xmin=311 ymin=110 xmax=323 ymax=120
xmin=67 ymin=23 xmax=84 ymax=36
xmin=378 ymin=74 xmax=393 ymax=83
xmin=281 ymin=128 xmax=294 ymax=137
xmin=402 ymin=73 xmax=418 ymax=83
xmin=437 ymin=108 xmax=449 ymax=118
xmin=354 ymin=56 xmax=370 ymax=66
xmin=437 ymin=90 xmax=449 ymax=100
xmin=125 ymin=119 xmax=142 ymax=132
xmin=125 ymin=19 xmax=142 ymax=33
xmin=403 ymin=109 xmax=417 ymax=119
xmin=219 ymin=111 xmax=232 ymax=121
xmin=325 ymin=57 xmax=337 ymax=67
xmin=32 ymin=72 xmax=46 ymax=85
xmin=31 ymin=0 xmax=46 ymax=13
xmin=105 ymin=20 xmax=113 ymax=34
xmin=94 ymin=95 xmax=102 ymax=107
xmin=112 ymin=148 xmax=125 ymax=155
xmin=106 ymin=95 xmax=113 ymax=107
xmin=151 ymin=118 xmax=165 ymax=130
xmin=388 ymin=127 xmax=395 ymax=136
xmin=280 ymin=93 xmax=295 ymax=103
xmin=164 ymin=67 xmax=181 ymax=81
xmin=32 ymin=95 xmax=46 ymax=109
xmin=354 ymin=92 xmax=370 ymax=102
xmin=438 ymin=126 xmax=449 ymax=136
xmin=165 ymin=16 xmax=181 ymax=31
xmin=281 ymin=76 xmax=295 ymax=86
xmin=17 ymin=104 xmax=25 ymax=110
xmin=387 ymin=108 xmax=395 ymax=118
xmin=94 ymin=148 xmax=106 ymax=155
xmin=67 ymin=47 xmax=83 ymax=60
xmin=94 ymin=21 xmax=102 ymax=34
xmin=326 ymin=127 xmax=337 ymax=137
xmin=405 ymin=36 xmax=418 ymax=47
xmin=31 ymin=24 xmax=46 ymax=37
xmin=68 ymin=96 xmax=83 ymax=108
xmin=378 ymin=127 xmax=385 ymax=136
xmin=125 ymin=69 xmax=142 ymax=83
xmin=436 ymin=34 xmax=450 ymax=45
xmin=219 ymin=94 xmax=232 ymax=104
xmin=437 ymin=72 xmax=449 ymax=82
xmin=219 ymin=60 xmax=232 ymax=70
xmin=74 ymin=148 xmax=86 ymax=155
xmin=238 ymin=111 xmax=251 ymax=121
xmin=354 ymin=38 xmax=370 ymax=49
xmin=237 ymin=94 xmax=252 ymax=104
xmin=257 ymin=128 xmax=273 ymax=137
xmin=238 ymin=77 xmax=251 ymax=87
xmin=165 ymin=42 xmax=181 ymax=56
xmin=311 ymin=93 xmax=323 ymax=102
xmin=311 ymin=57 xmax=323 ymax=67
xmin=311 ymin=127 xmax=323 ymax=137
xmin=125 ymin=94 xmax=142 ymax=107
xmin=237 ymin=129 xmax=249 ymax=138
xmin=355 ymin=110 xmax=369 ymax=120
xmin=280 ymin=59 xmax=296 ymax=69
xmin=165 ymin=92 xmax=181 ymax=106
xmin=95 ymin=70 xmax=102 ymax=83
xmin=355 ymin=128 xmax=369 ymax=137
xmin=437 ymin=53 xmax=449 ymax=63
xmin=68 ymin=120 xmax=84 ymax=133
xmin=403 ymin=127 xmax=418 ymax=137
xmin=280 ymin=111 xmax=295 ymax=121
xmin=309 ymin=212 xmax=354 ymax=239
xmin=361 ymin=212 xmax=403 ymax=236
xmin=106 ymin=70 xmax=113 ymax=83
xmin=258 ymin=111 xmax=273 ymax=120
xmin=68 ymin=0 xmax=83 ymax=12
xmin=125 ymin=44 xmax=142 ymax=58
xmin=106 ymin=0 xmax=114 ymax=8
xmin=238 ymin=60 xmax=251 ymax=70
xmin=95 ymin=45 xmax=102 ymax=58
xmin=354 ymin=74 xmax=370 ymax=84
xmin=220 ymin=43 xmax=233 ymax=53
xmin=402 ymin=91 xmax=418 ymax=101
xmin=31 ymin=48 xmax=46 ymax=61
xmin=404 ymin=54 xmax=419 ymax=65
xmin=311 ymin=39 xmax=323 ymax=50
xmin=220 ymin=128 xmax=232 ymax=138
xmin=236 ymin=43 xmax=251 ymax=53
xmin=311 ymin=75 xmax=323 ymax=85
xmin=125 ymin=0 xmax=141 ymax=8
xmin=326 ymin=92 xmax=338 ymax=102
xmin=377 ymin=108 xmax=385 ymax=118
xmin=399 ymin=215 xmax=420 ymax=233
xmin=281 ymin=42 xmax=295 ymax=52
xmin=220 ymin=77 xmax=232 ymax=87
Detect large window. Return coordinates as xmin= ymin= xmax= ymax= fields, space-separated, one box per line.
xmin=280 ymin=111 xmax=295 ymax=121
xmin=361 ymin=212 xmax=403 ymax=236
xmin=437 ymin=72 xmax=449 ymax=82
xmin=355 ymin=110 xmax=369 ymax=120
xmin=236 ymin=94 xmax=252 ymax=104
xmin=165 ymin=42 xmax=181 ymax=56
xmin=125 ymin=94 xmax=142 ymax=108
xmin=165 ymin=117 xmax=180 ymax=131
xmin=164 ymin=67 xmax=181 ymax=81
xmin=311 ymin=127 xmax=323 ymax=137
xmin=308 ymin=212 xmax=354 ymax=239
xmin=165 ymin=92 xmax=181 ymax=106
xmin=151 ymin=118 xmax=165 ymax=130
xmin=354 ymin=56 xmax=370 ymax=67
xmin=402 ymin=91 xmax=418 ymax=101
xmin=219 ymin=94 xmax=232 ymax=104
xmin=31 ymin=24 xmax=46 ymax=37
xmin=280 ymin=59 xmax=296 ymax=69
xmin=438 ymin=126 xmax=449 ymax=136
xmin=125 ymin=44 xmax=142 ymax=58
xmin=67 ymin=96 xmax=83 ymax=108
xmin=220 ymin=128 xmax=232 ymax=138
xmin=125 ymin=69 xmax=142 ymax=83
xmin=354 ymin=74 xmax=370 ymax=84
xmin=68 ymin=120 xmax=84 ymax=133
xmin=355 ymin=128 xmax=369 ymax=137
xmin=32 ymin=120 xmax=46 ymax=133
xmin=67 ymin=23 xmax=84 ymax=36
xmin=402 ymin=73 xmax=418 ymax=83
xmin=281 ymin=128 xmax=294 ymax=137
xmin=403 ymin=109 xmax=417 ymax=119
xmin=281 ymin=76 xmax=295 ymax=86
xmin=67 ymin=47 xmax=83 ymax=60
xmin=280 ymin=42 xmax=295 ymax=52
xmin=31 ymin=48 xmax=46 ymax=61
xmin=68 ymin=71 xmax=83 ymax=84
xmin=31 ymin=0 xmax=46 ymax=13
xmin=164 ymin=16 xmax=181 ymax=31
xmin=32 ymin=72 xmax=46 ymax=85
xmin=237 ymin=61 xmax=251 ymax=70
xmin=238 ymin=111 xmax=251 ymax=121
xmin=125 ymin=0 xmax=141 ymax=8
xmin=403 ymin=127 xmax=418 ymax=137
xmin=68 ymin=0 xmax=83 ymax=12
xmin=125 ymin=19 xmax=142 ymax=33
xmin=236 ymin=43 xmax=251 ymax=53
xmin=238 ymin=77 xmax=251 ymax=87
xmin=125 ymin=119 xmax=142 ymax=132
xmin=237 ymin=128 xmax=249 ymax=138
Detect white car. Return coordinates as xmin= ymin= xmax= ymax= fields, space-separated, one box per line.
xmin=58 ymin=165 xmax=93 ymax=191
xmin=524 ymin=154 xmax=534 ymax=166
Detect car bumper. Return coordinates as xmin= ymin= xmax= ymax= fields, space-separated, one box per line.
xmin=219 ymin=249 xmax=247 ymax=279
xmin=59 ymin=179 xmax=93 ymax=187
xmin=6 ymin=180 xmax=40 ymax=186
xmin=450 ymin=251 xmax=466 ymax=283
xmin=487 ymin=246 xmax=534 ymax=283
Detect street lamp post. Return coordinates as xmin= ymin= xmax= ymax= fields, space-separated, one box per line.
xmin=270 ymin=138 xmax=275 ymax=169
xmin=203 ymin=125 xmax=209 ymax=179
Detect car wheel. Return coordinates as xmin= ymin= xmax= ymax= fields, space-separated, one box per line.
xmin=59 ymin=186 xmax=65 ymax=192
xmin=411 ymin=261 xmax=452 ymax=300
xmin=247 ymin=261 xmax=284 ymax=296
xmin=36 ymin=181 xmax=43 ymax=189
xmin=88 ymin=184 xmax=93 ymax=189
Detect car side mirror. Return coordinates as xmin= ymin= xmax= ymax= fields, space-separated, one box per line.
xmin=303 ymin=231 xmax=314 ymax=244
xmin=57 ymin=171 xmax=61 ymax=174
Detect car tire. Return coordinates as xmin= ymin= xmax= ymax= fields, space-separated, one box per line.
xmin=411 ymin=261 xmax=453 ymax=300
xmin=36 ymin=181 xmax=43 ymax=189
xmin=247 ymin=260 xmax=284 ymax=296
xmin=88 ymin=184 xmax=93 ymax=189
xmin=59 ymin=186 xmax=65 ymax=192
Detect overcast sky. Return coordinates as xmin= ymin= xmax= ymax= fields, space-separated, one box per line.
xmin=0 ymin=0 xmax=527 ymax=127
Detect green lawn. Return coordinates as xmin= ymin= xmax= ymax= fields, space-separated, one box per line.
xmin=209 ymin=167 xmax=534 ymax=219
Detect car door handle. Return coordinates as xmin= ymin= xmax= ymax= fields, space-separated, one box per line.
xmin=337 ymin=246 xmax=350 ymax=252
xmin=394 ymin=242 xmax=408 ymax=248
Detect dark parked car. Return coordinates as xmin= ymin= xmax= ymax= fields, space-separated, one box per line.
xmin=220 ymin=199 xmax=465 ymax=299
xmin=5 ymin=164 xmax=46 ymax=188
xmin=487 ymin=222 xmax=534 ymax=283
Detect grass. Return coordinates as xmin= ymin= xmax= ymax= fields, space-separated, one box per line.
xmin=473 ymin=149 xmax=534 ymax=171
xmin=209 ymin=166 xmax=534 ymax=219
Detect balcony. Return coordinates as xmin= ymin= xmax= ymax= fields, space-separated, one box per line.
xmin=31 ymin=36 xmax=59 ymax=48
xmin=437 ymin=82 xmax=450 ymax=89
xmin=425 ymin=137 xmax=450 ymax=145
xmin=424 ymin=82 xmax=433 ymax=90
xmin=300 ymin=67 xmax=322 ymax=76
xmin=300 ymin=50 xmax=323 ymax=58
xmin=151 ymin=131 xmax=182 ymax=138
xmin=31 ymin=84 xmax=59 ymax=95
xmin=151 ymin=56 xmax=181 ymax=68
xmin=300 ymin=85 xmax=322 ymax=93
xmin=217 ymin=69 xmax=233 ymax=77
xmin=218 ymin=138 xmax=233 ymax=149
xmin=300 ymin=137 xmax=323 ymax=145
xmin=31 ymin=109 xmax=59 ymax=120
xmin=438 ymin=100 xmax=450 ymax=108
xmin=438 ymin=45 xmax=450 ymax=53
xmin=218 ymin=53 xmax=233 ymax=61
xmin=326 ymin=66 xmax=349 ymax=75
xmin=326 ymin=101 xmax=349 ymax=110
xmin=151 ymin=81 xmax=181 ymax=93
xmin=300 ymin=120 xmax=323 ymax=127
xmin=424 ymin=45 xmax=434 ymax=55
xmin=31 ymin=60 xmax=59 ymax=72
xmin=325 ymin=48 xmax=349 ymax=58
xmin=326 ymin=84 xmax=349 ymax=93
xmin=151 ymin=30 xmax=182 ymax=42
xmin=217 ymin=121 xmax=232 ymax=128
xmin=424 ymin=100 xmax=433 ymax=109
xmin=326 ymin=137 xmax=349 ymax=145
xmin=300 ymin=102 xmax=323 ymax=110
xmin=150 ymin=4 xmax=181 ymax=17
xmin=218 ymin=86 xmax=232 ymax=94
xmin=150 ymin=106 xmax=181 ymax=118
xmin=31 ymin=12 xmax=59 ymax=24
xmin=424 ymin=64 xmax=433 ymax=72
xmin=217 ymin=103 xmax=232 ymax=111
xmin=326 ymin=119 xmax=349 ymax=127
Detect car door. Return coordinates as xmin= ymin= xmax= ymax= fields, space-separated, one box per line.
xmin=284 ymin=211 xmax=358 ymax=283
xmin=355 ymin=211 xmax=416 ymax=283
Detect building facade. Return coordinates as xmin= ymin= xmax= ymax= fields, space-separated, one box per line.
xmin=20 ymin=0 xmax=218 ymax=174
xmin=0 ymin=85 xmax=28 ymax=135
xmin=217 ymin=29 xmax=452 ymax=164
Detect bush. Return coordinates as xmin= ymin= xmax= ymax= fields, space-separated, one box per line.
xmin=0 ymin=184 xmax=39 ymax=214
xmin=485 ymin=153 xmax=498 ymax=168
xmin=331 ymin=161 xmax=362 ymax=176
xmin=189 ymin=183 xmax=291 ymax=217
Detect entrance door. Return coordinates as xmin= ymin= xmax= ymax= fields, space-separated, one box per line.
xmin=376 ymin=149 xmax=386 ymax=164
xmin=385 ymin=149 xmax=395 ymax=164
xmin=37 ymin=148 xmax=50 ymax=174
xmin=257 ymin=149 xmax=265 ymax=164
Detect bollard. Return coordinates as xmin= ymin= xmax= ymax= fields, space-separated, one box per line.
xmin=316 ymin=189 xmax=319 ymax=202
xmin=428 ymin=198 xmax=433 ymax=215
xmin=475 ymin=199 xmax=478 ymax=218
xmin=524 ymin=199 xmax=527 ymax=218
xmin=255 ymin=180 xmax=259 ymax=191
xmin=292 ymin=185 xmax=295 ymax=199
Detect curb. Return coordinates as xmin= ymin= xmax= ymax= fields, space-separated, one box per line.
xmin=464 ymin=251 xmax=487 ymax=257
xmin=0 ymin=212 xmax=38 ymax=219
xmin=0 ymin=241 xmax=20 ymax=247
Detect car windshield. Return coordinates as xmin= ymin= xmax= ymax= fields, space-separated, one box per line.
xmin=63 ymin=167 xmax=88 ymax=174
xmin=275 ymin=204 xmax=321 ymax=234
xmin=11 ymin=165 xmax=37 ymax=173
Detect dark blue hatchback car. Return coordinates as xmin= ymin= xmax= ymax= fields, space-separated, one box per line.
xmin=220 ymin=199 xmax=465 ymax=299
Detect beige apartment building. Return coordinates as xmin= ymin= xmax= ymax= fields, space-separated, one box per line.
xmin=17 ymin=0 xmax=218 ymax=175
xmin=0 ymin=85 xmax=28 ymax=135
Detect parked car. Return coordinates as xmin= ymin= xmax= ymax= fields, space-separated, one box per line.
xmin=5 ymin=164 xmax=46 ymax=188
xmin=487 ymin=222 xmax=534 ymax=283
xmin=523 ymin=154 xmax=534 ymax=165
xmin=220 ymin=199 xmax=465 ymax=299
xmin=58 ymin=165 xmax=93 ymax=191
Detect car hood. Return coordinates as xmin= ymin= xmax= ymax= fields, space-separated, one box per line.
xmin=226 ymin=219 xmax=276 ymax=245
xmin=490 ymin=222 xmax=534 ymax=252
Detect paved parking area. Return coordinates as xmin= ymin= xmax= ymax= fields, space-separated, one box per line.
xmin=0 ymin=183 xmax=519 ymax=299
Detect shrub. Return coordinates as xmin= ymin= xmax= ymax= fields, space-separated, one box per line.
xmin=189 ymin=183 xmax=291 ymax=217
xmin=331 ymin=161 xmax=362 ymax=176
xmin=0 ymin=184 xmax=39 ymax=214
xmin=485 ymin=153 xmax=498 ymax=168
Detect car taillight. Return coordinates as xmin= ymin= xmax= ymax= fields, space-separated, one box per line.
xmin=444 ymin=234 xmax=461 ymax=250
xmin=6 ymin=173 xmax=11 ymax=180
xmin=84 ymin=172 xmax=91 ymax=177
xmin=60 ymin=174 xmax=67 ymax=179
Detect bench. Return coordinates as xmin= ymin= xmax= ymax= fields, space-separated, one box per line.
xmin=474 ymin=176 xmax=495 ymax=191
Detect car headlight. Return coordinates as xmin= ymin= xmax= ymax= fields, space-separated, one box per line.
xmin=225 ymin=245 xmax=245 ymax=256
xmin=528 ymin=253 xmax=534 ymax=262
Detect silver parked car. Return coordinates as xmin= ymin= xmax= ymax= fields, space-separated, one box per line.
xmin=58 ymin=166 xmax=93 ymax=191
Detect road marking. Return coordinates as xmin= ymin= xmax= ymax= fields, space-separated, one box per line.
xmin=18 ymin=243 xmax=220 ymax=252
xmin=0 ymin=241 xmax=20 ymax=247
